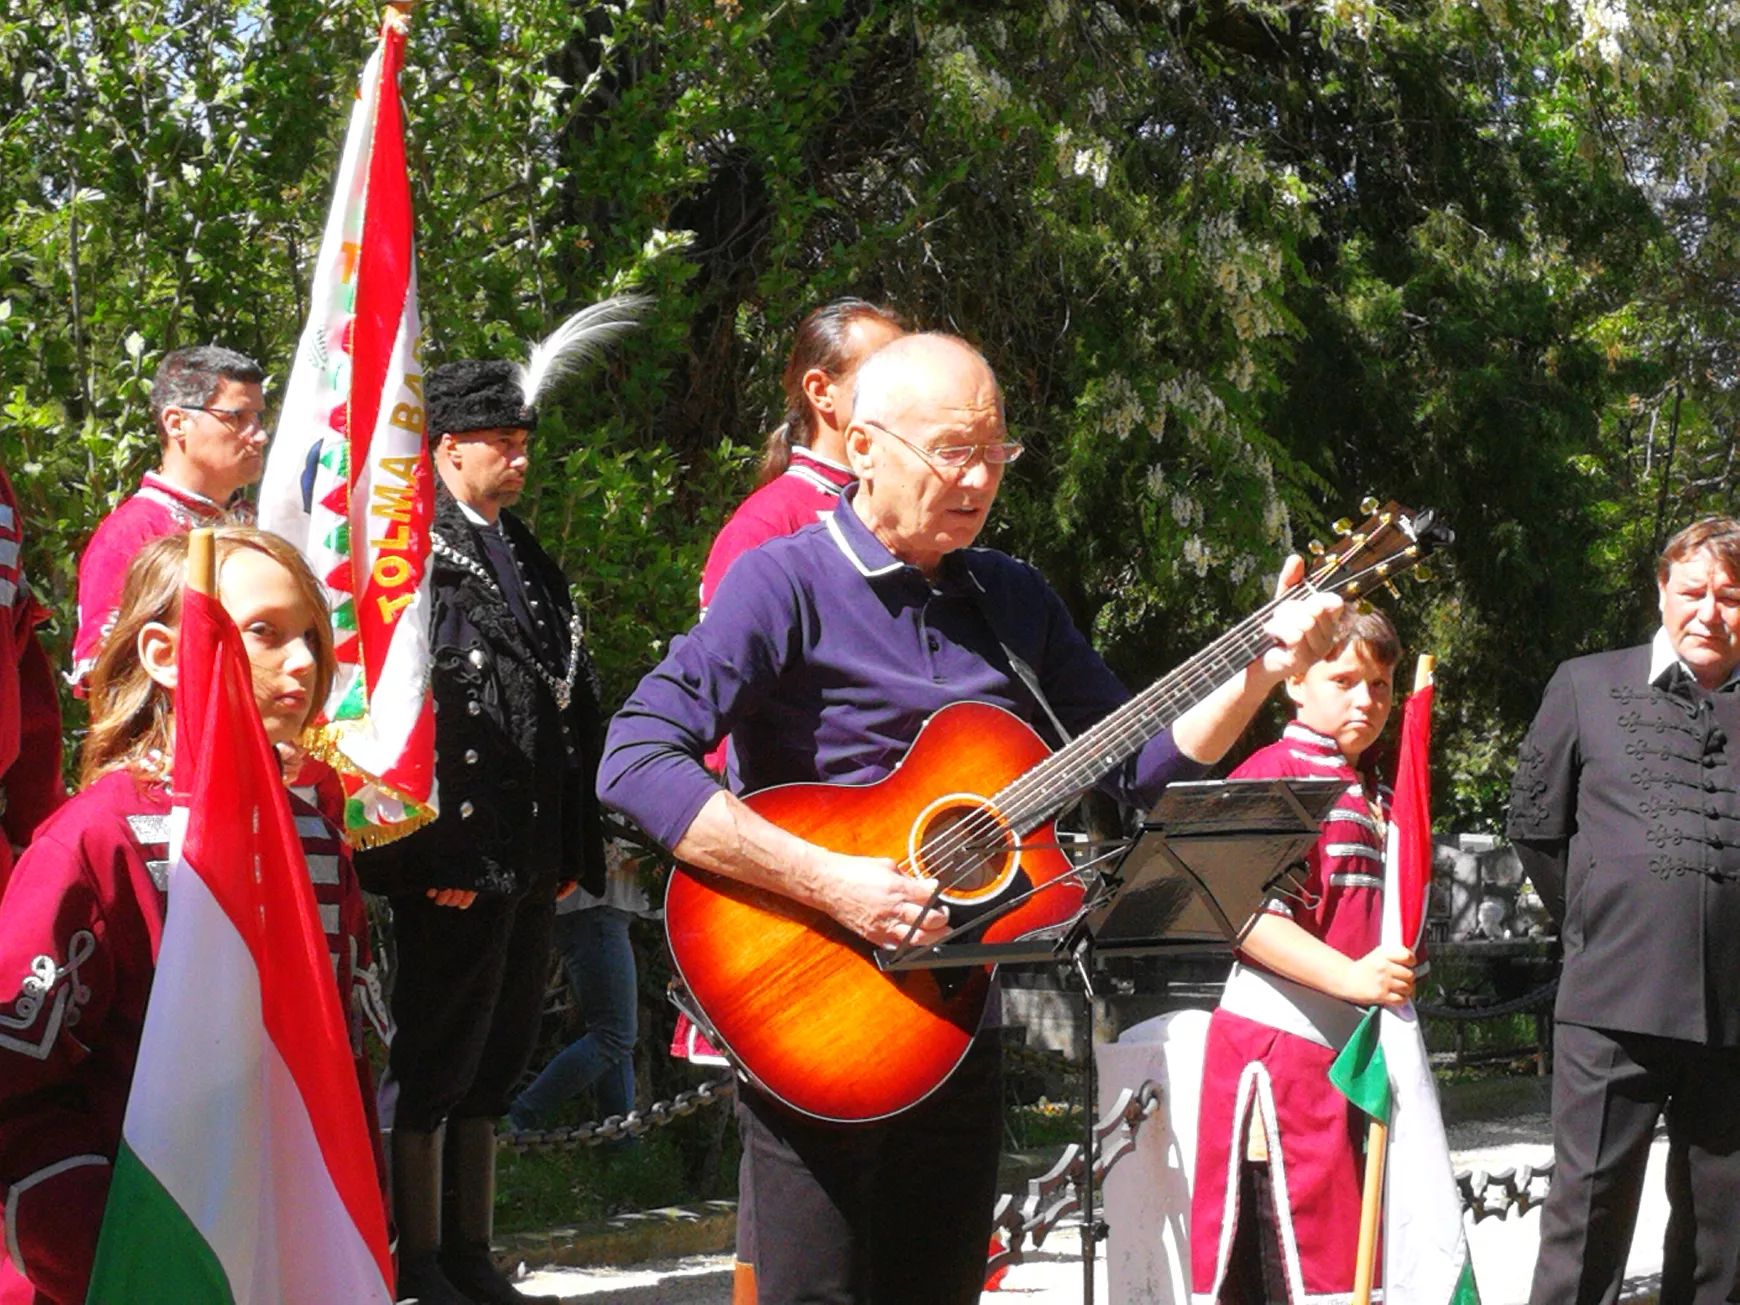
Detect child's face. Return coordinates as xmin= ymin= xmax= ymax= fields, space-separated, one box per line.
xmin=217 ymin=549 xmax=323 ymax=748
xmin=1287 ymin=640 xmax=1395 ymax=761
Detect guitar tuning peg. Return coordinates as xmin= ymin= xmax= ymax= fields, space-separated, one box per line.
xmin=1360 ymin=496 xmax=1379 ymax=515
xmin=1308 ymin=539 xmax=1326 ymax=557
xmin=1333 ymin=518 xmax=1353 ymax=537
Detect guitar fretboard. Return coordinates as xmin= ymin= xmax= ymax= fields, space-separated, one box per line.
xmin=989 ymin=598 xmax=1285 ymax=834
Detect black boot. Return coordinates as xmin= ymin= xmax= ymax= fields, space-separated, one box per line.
xmin=438 ymin=1116 xmax=560 ymax=1305
xmin=391 ymin=1125 xmax=473 ymax=1305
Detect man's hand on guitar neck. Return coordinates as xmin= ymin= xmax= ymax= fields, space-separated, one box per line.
xmin=673 ymin=789 xmax=951 ymax=949
xmin=1258 ymin=553 xmax=1345 ymax=683
xmin=1171 ymin=554 xmax=1344 ymax=766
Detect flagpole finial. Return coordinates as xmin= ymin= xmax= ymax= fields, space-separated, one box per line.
xmin=1413 ymin=654 xmax=1436 ymax=694
xmin=187 ymin=528 xmax=216 ymax=597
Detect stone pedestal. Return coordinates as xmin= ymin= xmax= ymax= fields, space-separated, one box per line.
xmin=1094 ymin=1009 xmax=1210 ymax=1305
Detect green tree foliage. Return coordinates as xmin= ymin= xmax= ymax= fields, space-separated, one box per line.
xmin=5 ymin=0 xmax=1739 ymax=829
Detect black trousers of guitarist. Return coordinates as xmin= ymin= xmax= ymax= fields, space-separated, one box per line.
xmin=738 ymin=1038 xmax=1003 ymax=1305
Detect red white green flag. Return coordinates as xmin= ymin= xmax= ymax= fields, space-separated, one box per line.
xmin=259 ymin=9 xmax=435 ymax=846
xmin=1328 ymin=669 xmax=1480 ymax=1305
xmin=84 ymin=586 xmax=392 ymax=1303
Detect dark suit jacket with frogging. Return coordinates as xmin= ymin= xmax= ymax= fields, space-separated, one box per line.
xmin=358 ymin=487 xmax=607 ymax=900
xmin=1508 ymin=644 xmax=1740 ymax=1044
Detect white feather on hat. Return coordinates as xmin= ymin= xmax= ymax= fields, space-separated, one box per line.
xmin=517 ymin=294 xmax=652 ymax=411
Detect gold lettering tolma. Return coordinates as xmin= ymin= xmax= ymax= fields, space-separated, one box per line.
xmin=370 ymin=479 xmax=415 ymax=523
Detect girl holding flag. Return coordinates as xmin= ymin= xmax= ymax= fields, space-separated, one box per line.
xmin=1190 ymin=605 xmax=1413 ymax=1305
xmin=0 ymin=526 xmax=386 ymax=1304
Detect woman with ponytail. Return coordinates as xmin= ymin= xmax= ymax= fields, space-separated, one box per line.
xmin=698 ymin=298 xmax=906 ymax=610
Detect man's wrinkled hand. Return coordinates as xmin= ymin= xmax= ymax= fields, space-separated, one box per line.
xmin=815 ymin=852 xmax=951 ymax=950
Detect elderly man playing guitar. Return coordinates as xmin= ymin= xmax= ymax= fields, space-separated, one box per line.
xmin=599 ymin=332 xmax=1343 ymax=1305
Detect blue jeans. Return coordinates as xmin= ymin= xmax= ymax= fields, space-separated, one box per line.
xmin=508 ymin=905 xmax=638 ymax=1129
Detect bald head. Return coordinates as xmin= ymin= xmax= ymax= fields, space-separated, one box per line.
xmin=851 ymin=333 xmax=1004 ymax=433
xmin=845 ymin=333 xmax=1011 ymax=578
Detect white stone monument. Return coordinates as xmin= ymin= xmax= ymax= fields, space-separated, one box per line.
xmin=1095 ymin=1009 xmax=1211 ymax=1305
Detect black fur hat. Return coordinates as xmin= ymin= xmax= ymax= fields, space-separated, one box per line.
xmin=426 ymin=360 xmax=537 ymax=438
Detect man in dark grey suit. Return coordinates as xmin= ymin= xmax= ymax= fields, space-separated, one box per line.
xmin=1509 ymin=517 xmax=1740 ymax=1305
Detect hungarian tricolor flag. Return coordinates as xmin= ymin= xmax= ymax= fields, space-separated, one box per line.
xmin=258 ymin=8 xmax=436 ymax=846
xmin=1328 ymin=666 xmax=1480 ymax=1305
xmin=84 ymin=583 xmax=392 ymax=1302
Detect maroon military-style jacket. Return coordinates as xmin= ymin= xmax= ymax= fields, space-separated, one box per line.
xmin=0 ymin=770 xmax=384 ymax=1305
xmin=1191 ymin=723 xmax=1397 ymax=1305
xmin=0 ymin=463 xmax=64 ymax=896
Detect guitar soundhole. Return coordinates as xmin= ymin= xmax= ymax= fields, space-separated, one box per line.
xmin=912 ymin=798 xmax=1016 ymax=904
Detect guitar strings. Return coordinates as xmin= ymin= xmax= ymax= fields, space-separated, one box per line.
xmin=898 ymin=586 xmax=1291 ymax=891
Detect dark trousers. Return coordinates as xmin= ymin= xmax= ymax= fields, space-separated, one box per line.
xmin=739 ymin=1037 xmax=1003 ymax=1305
xmin=387 ymin=888 xmax=556 ymax=1131
xmin=1530 ymin=1022 xmax=1740 ymax=1305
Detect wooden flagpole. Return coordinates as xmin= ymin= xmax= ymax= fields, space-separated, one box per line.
xmin=187 ymin=527 xmax=216 ymax=597
xmin=1351 ymin=652 xmax=1435 ymax=1305
xmin=1351 ymin=1115 xmax=1389 ymax=1305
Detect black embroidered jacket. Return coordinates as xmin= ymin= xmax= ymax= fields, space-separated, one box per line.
xmin=357 ymin=488 xmax=607 ymax=899
xmin=1508 ymin=644 xmax=1740 ymax=1044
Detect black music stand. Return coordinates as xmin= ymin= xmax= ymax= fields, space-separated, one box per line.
xmin=881 ymin=776 xmax=1345 ymax=1305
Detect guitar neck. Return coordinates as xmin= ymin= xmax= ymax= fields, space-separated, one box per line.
xmin=992 ymin=598 xmax=1286 ymax=832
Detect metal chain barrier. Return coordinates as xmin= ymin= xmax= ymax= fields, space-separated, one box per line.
xmin=495 ymin=1043 xmax=1555 ymax=1246
xmin=988 ymin=1080 xmax=1164 ymax=1276
xmin=498 ymin=1074 xmax=736 ymax=1154
xmin=1416 ymin=976 xmax=1559 ymax=1022
xmin=1459 ymin=1160 xmax=1555 ymax=1222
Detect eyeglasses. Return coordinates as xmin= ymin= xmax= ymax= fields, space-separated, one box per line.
xmin=185 ymin=405 xmax=269 ymax=432
xmin=864 ymin=419 xmax=1024 ymax=471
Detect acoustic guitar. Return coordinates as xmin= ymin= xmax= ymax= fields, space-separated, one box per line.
xmin=665 ymin=501 xmax=1450 ymax=1122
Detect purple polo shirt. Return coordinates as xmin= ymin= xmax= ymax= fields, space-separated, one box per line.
xmin=598 ymin=486 xmax=1206 ymax=852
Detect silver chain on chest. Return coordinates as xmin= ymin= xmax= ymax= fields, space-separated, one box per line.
xmin=430 ymin=530 xmax=585 ymax=711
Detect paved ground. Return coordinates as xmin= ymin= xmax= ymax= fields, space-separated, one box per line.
xmin=513 ymin=1111 xmax=1674 ymax=1304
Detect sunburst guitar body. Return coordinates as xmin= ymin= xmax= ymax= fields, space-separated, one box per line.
xmin=664 ymin=701 xmax=1078 ymax=1123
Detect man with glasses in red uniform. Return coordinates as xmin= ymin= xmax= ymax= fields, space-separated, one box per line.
xmin=71 ymin=345 xmax=268 ymax=688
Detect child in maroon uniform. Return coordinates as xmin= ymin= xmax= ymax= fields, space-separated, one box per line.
xmin=0 ymin=527 xmax=383 ymax=1305
xmin=1191 ymin=606 xmax=1412 ymax=1305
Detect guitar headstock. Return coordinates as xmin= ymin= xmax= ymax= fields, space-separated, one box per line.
xmin=1303 ymin=498 xmax=1453 ymax=601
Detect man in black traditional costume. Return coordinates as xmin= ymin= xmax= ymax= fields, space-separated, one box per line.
xmin=1509 ymin=516 xmax=1740 ymax=1305
xmin=359 ymin=302 xmax=637 ymax=1305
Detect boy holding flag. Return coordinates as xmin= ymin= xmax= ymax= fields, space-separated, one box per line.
xmin=1190 ymin=607 xmax=1413 ymax=1304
